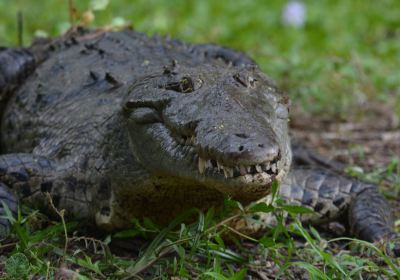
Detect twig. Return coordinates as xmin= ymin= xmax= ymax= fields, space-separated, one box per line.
xmin=69 ymin=236 xmax=109 ymax=256
xmin=205 ymin=213 xmax=242 ymax=234
xmin=222 ymin=225 xmax=259 ymax=242
xmin=46 ymin=193 xmax=69 ymax=259
xmin=17 ymin=11 xmax=23 ymax=47
xmin=0 ymin=242 xmax=17 ymax=250
xmin=68 ymin=0 xmax=75 ymax=28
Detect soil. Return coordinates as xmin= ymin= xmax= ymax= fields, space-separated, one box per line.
xmin=249 ymin=102 xmax=400 ymax=279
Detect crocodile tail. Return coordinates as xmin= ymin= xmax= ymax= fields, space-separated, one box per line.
xmin=349 ymin=186 xmax=397 ymax=242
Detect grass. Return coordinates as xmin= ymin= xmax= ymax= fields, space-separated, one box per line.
xmin=0 ymin=0 xmax=400 ymax=279
xmin=2 ymin=184 xmax=400 ymax=279
xmin=1 ymin=0 xmax=400 ymax=117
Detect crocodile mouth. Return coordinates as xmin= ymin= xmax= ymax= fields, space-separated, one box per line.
xmin=196 ymin=156 xmax=280 ymax=179
xmin=172 ymin=131 xmax=282 ymax=181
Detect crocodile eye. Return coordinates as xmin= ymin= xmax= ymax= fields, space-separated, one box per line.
xmin=162 ymin=76 xmax=195 ymax=93
xmin=248 ymin=76 xmax=257 ymax=87
xmin=233 ymin=73 xmax=257 ymax=88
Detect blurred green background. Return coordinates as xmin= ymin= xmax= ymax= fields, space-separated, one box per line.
xmin=1 ymin=0 xmax=399 ymax=118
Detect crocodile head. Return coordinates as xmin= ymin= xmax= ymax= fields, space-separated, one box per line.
xmin=123 ymin=63 xmax=291 ymax=202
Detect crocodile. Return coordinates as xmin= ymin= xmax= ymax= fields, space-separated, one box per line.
xmin=0 ymin=28 xmax=397 ymax=247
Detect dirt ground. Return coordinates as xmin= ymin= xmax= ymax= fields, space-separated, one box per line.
xmin=291 ymin=103 xmax=400 ymax=214
xmin=246 ymin=103 xmax=400 ymax=279
xmin=291 ymin=103 xmax=399 ymax=171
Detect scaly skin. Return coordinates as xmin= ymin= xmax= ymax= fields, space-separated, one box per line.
xmin=0 ymin=29 xmax=396 ymax=249
xmin=0 ymin=48 xmax=36 ymax=122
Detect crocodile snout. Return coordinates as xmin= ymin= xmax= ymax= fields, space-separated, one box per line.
xmin=227 ymin=132 xmax=280 ymax=164
xmin=194 ymin=125 xmax=282 ymax=179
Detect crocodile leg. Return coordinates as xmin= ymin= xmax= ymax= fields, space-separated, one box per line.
xmin=0 ymin=153 xmax=91 ymax=236
xmin=0 ymin=154 xmax=57 ymax=236
xmin=280 ymin=167 xmax=396 ymax=243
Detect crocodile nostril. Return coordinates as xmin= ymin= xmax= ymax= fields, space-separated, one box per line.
xmin=238 ymin=145 xmax=244 ymax=151
xmin=235 ymin=133 xmax=249 ymax=139
xmin=100 ymin=206 xmax=111 ymax=216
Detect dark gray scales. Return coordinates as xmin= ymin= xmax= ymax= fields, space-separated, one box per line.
xmin=0 ymin=28 xmax=397 ymax=252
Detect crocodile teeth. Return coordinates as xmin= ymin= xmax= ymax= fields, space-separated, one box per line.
xmin=226 ymin=167 xmax=234 ymax=178
xmin=198 ymin=157 xmax=206 ymax=174
xmin=197 ymin=154 xmax=279 ymax=178
xmin=222 ymin=166 xmax=234 ymax=178
xmin=223 ymin=167 xmax=229 ymax=178
xmin=239 ymin=165 xmax=247 ymax=176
